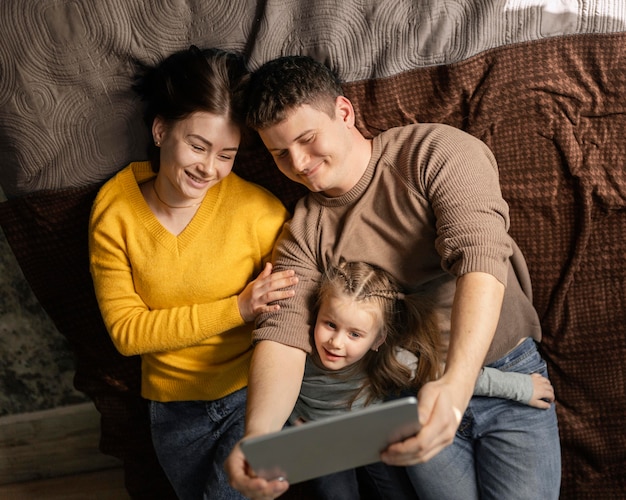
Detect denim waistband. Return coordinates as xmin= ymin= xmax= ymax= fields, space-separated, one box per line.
xmin=486 ymin=337 xmax=536 ymax=370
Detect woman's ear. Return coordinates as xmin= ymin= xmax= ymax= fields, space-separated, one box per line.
xmin=152 ymin=116 xmax=166 ymax=145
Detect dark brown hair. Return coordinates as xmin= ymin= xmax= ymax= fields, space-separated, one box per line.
xmin=246 ymin=55 xmax=343 ymax=130
xmin=132 ymin=45 xmax=249 ymax=171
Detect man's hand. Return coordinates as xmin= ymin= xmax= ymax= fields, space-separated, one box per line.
xmin=227 ymin=342 xmax=306 ymax=498
xmin=381 ymin=272 xmax=505 ymax=465
xmin=381 ymin=376 xmax=469 ymax=465
xmin=226 ymin=441 xmax=290 ymax=500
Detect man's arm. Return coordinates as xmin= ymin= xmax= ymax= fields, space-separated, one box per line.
xmin=226 ymin=340 xmax=306 ymax=499
xmin=245 ymin=340 xmax=307 ymax=435
xmin=382 ymin=271 xmax=504 ymax=464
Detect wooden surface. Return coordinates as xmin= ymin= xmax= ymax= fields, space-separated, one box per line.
xmin=0 ymin=403 xmax=121 ymax=485
xmin=0 ymin=467 xmax=129 ymax=499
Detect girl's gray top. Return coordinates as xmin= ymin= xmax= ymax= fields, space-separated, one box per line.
xmin=291 ymin=350 xmax=533 ymax=423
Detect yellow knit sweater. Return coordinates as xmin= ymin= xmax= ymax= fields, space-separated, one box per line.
xmin=89 ymin=162 xmax=289 ymax=401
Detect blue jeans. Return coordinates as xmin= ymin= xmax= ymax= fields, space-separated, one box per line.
xmin=150 ymin=388 xmax=247 ymax=500
xmin=406 ymin=338 xmax=561 ymax=500
xmin=307 ymin=462 xmax=417 ymax=499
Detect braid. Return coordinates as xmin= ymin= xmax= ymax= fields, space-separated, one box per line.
xmin=365 ymin=290 xmax=403 ymax=302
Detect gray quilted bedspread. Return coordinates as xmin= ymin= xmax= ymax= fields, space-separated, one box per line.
xmin=1 ymin=0 xmax=625 ymax=196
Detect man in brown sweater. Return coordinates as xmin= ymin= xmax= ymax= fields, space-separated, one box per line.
xmin=227 ymin=56 xmax=561 ymax=500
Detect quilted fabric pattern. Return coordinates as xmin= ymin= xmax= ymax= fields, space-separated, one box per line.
xmin=1 ymin=0 xmax=626 ymax=196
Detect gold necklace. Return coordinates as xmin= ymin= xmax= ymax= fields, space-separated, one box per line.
xmin=152 ymin=182 xmax=202 ymax=209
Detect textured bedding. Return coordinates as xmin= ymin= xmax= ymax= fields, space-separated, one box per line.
xmin=1 ymin=1 xmax=626 ymax=499
xmin=1 ymin=0 xmax=626 ymax=195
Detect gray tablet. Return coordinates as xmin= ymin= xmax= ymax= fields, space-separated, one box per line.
xmin=240 ymin=396 xmax=420 ymax=485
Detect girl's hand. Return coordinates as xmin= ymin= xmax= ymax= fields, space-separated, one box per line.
xmin=238 ymin=263 xmax=298 ymax=322
xmin=528 ymin=373 xmax=555 ymax=409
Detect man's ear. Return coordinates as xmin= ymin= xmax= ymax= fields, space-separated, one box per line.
xmin=335 ymin=95 xmax=356 ymax=127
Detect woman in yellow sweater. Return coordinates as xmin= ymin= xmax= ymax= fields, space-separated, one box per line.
xmin=88 ymin=46 xmax=295 ymax=500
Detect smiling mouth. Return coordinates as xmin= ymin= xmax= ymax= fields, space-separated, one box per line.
xmin=186 ymin=171 xmax=209 ymax=184
xmin=300 ymin=161 xmax=323 ymax=178
xmin=323 ymin=348 xmax=343 ymax=360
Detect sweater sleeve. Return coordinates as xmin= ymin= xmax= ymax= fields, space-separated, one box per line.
xmin=474 ymin=367 xmax=533 ymax=404
xmin=422 ymin=125 xmax=512 ymax=285
xmin=252 ymin=198 xmax=321 ymax=352
xmin=255 ymin=201 xmax=290 ymax=264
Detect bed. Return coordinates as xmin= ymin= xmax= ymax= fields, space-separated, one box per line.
xmin=1 ymin=1 xmax=625 ymax=498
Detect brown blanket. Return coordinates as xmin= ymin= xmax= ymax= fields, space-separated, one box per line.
xmin=350 ymin=34 xmax=626 ymax=498
xmin=1 ymin=30 xmax=625 ymax=500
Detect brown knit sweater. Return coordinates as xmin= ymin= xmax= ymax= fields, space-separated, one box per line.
xmin=254 ymin=123 xmax=541 ymax=364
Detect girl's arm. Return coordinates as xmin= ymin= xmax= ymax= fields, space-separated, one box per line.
xmin=474 ymin=367 xmax=554 ymax=408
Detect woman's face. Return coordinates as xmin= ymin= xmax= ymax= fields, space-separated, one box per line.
xmin=313 ymin=293 xmax=384 ymax=371
xmin=153 ymin=111 xmax=241 ymax=203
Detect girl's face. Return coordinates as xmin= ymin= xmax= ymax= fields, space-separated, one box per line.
xmin=152 ymin=111 xmax=240 ymax=204
xmin=313 ymin=293 xmax=385 ymax=370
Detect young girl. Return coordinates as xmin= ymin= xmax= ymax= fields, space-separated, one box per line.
xmin=89 ymin=46 xmax=296 ymax=500
xmin=291 ymin=261 xmax=554 ymax=499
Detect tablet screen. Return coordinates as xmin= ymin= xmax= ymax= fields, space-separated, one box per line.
xmin=241 ymin=396 xmax=420 ymax=484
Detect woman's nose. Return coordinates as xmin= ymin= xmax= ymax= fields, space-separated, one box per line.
xmin=198 ymin=157 xmax=215 ymax=176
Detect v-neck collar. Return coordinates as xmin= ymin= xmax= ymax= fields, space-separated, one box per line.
xmin=122 ymin=162 xmax=223 ymax=253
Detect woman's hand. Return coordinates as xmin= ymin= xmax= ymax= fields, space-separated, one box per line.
xmin=238 ymin=263 xmax=298 ymax=322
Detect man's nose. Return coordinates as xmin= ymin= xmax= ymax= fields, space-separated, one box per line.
xmin=290 ymin=147 xmax=308 ymax=173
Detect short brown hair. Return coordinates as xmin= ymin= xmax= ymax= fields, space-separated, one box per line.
xmin=246 ymin=55 xmax=343 ymax=130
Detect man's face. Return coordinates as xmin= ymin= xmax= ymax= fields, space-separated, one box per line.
xmin=258 ymin=99 xmax=357 ymax=197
